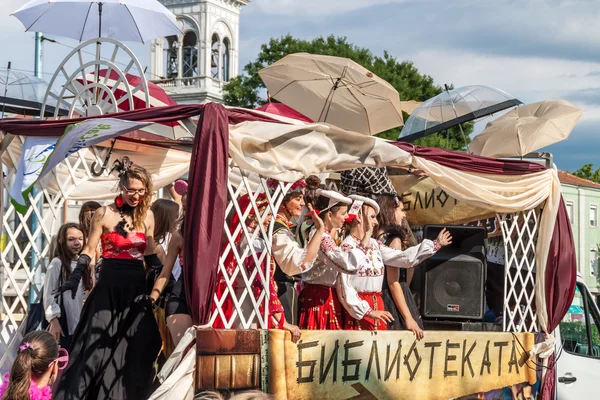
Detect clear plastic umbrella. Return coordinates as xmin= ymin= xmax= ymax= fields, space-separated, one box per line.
xmin=0 ymin=65 xmax=67 ymax=117
xmin=398 ymin=85 xmax=521 ymax=142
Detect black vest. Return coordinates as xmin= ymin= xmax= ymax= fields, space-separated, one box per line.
xmin=272 ymin=220 xmax=301 ymax=283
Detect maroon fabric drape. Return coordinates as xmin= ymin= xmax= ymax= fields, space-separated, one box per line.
xmin=183 ymin=103 xmax=230 ymax=324
xmin=0 ymin=104 xmax=284 ymax=138
xmin=545 ymin=199 xmax=577 ymax=332
xmin=182 ymin=104 xmax=284 ymax=324
xmin=393 ymin=142 xmax=546 ymax=174
xmin=0 ymin=105 xmax=205 ymax=137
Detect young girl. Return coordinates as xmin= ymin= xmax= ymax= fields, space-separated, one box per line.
xmin=337 ymin=195 xmax=452 ymax=331
xmin=150 ymin=183 xmax=193 ymax=347
xmin=43 ymin=223 xmax=86 ymax=348
xmin=0 ymin=330 xmax=68 ymax=400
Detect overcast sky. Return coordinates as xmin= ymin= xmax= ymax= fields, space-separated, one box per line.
xmin=1 ymin=0 xmax=598 ymax=171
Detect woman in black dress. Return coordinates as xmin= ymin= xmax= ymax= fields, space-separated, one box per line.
xmin=376 ymin=194 xmax=425 ymax=338
xmin=54 ymin=159 xmax=162 ymax=400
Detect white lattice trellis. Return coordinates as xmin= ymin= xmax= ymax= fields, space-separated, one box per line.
xmin=498 ymin=209 xmax=541 ymax=333
xmin=209 ymin=162 xmax=295 ymax=329
xmin=0 ymin=133 xmax=118 ymax=372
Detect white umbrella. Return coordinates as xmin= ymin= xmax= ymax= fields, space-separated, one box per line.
xmin=468 ymin=99 xmax=584 ymax=158
xmin=11 ymin=0 xmax=181 ymax=44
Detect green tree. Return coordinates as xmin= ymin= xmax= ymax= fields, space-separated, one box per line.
xmin=223 ymin=35 xmax=472 ymax=150
xmin=569 ymin=163 xmax=600 ymax=183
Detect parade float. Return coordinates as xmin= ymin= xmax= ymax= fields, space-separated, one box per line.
xmin=0 ymin=3 xmax=583 ymax=397
xmin=0 ymin=98 xmax=577 ymax=399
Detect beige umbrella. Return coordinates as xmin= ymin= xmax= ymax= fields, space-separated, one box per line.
xmin=468 ymin=99 xmax=584 ymax=158
xmin=400 ymin=100 xmax=422 ymax=115
xmin=258 ymin=53 xmax=403 ymax=135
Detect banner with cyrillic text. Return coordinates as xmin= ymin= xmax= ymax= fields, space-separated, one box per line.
xmin=268 ymin=330 xmax=536 ymax=400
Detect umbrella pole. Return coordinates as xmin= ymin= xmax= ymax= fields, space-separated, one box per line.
xmin=318 ymin=77 xmax=342 ymax=123
xmin=1 ymin=62 xmax=11 ymax=119
xmin=93 ymin=2 xmax=104 ymax=108
xmin=445 ymin=84 xmax=468 ymax=149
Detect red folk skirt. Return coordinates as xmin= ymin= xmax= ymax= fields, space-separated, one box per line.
xmin=298 ymin=284 xmax=343 ymax=330
xmin=343 ymin=292 xmax=388 ymax=331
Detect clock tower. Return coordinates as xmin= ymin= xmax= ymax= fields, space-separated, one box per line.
xmin=151 ymin=0 xmax=248 ymax=103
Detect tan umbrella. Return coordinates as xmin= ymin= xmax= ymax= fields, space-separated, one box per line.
xmin=400 ymin=100 xmax=422 ymax=115
xmin=468 ymin=99 xmax=584 ymax=158
xmin=258 ymin=53 xmax=403 ymax=135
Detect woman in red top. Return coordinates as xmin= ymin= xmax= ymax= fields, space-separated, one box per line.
xmin=54 ymin=158 xmax=162 ymax=400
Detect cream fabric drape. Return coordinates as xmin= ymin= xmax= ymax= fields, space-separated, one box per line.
xmin=228 ymin=121 xmax=413 ymax=181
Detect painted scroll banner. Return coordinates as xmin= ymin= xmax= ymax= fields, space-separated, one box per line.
xmin=390 ymin=175 xmax=500 ymax=236
xmin=268 ymin=330 xmax=536 ymax=400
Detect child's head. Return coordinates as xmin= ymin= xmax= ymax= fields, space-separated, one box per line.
xmin=151 ymin=199 xmax=180 ymax=243
xmin=78 ymin=201 xmax=101 ymax=238
xmin=2 ymin=331 xmax=66 ymax=399
xmin=54 ymin=222 xmax=86 ymax=290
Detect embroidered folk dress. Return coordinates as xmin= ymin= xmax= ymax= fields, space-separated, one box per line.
xmin=337 ymin=235 xmax=437 ymax=331
xmin=271 ymin=214 xmax=315 ymax=325
xmin=299 ymin=228 xmax=368 ymax=330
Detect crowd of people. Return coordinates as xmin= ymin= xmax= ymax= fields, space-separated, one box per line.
xmin=213 ymin=173 xmax=452 ymax=340
xmin=1 ymin=161 xmax=452 ymax=400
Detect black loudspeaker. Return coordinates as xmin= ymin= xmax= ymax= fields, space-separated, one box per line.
xmin=420 ymin=225 xmax=487 ymax=321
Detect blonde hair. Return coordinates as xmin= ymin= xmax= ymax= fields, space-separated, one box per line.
xmin=118 ymin=164 xmax=153 ymax=229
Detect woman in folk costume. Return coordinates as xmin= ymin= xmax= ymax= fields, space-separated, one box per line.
xmin=233 ymin=193 xmax=302 ymax=341
xmin=298 ymin=179 xmax=369 ymax=330
xmin=337 ymin=195 xmax=453 ymax=331
xmin=54 ymin=158 xmax=162 ymax=400
xmin=268 ymin=178 xmax=325 ymax=325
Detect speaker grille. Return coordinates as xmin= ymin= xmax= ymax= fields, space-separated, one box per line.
xmin=423 ymin=254 xmax=484 ymax=319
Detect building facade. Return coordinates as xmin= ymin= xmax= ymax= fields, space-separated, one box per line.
xmin=150 ymin=0 xmax=248 ymax=104
xmin=559 ymin=171 xmax=600 ymax=298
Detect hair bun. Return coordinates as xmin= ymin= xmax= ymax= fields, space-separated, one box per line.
xmin=305 ymin=175 xmax=322 ymax=191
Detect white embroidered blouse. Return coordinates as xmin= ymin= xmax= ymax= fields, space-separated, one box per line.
xmin=301 ymin=228 xmax=367 ymax=286
xmin=336 ymin=235 xmax=437 ymax=320
xmin=271 ymin=225 xmax=314 ymax=276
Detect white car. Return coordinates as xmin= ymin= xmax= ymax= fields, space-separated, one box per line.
xmin=555 ymin=274 xmax=600 ymax=399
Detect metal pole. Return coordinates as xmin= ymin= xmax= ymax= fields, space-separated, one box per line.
xmin=29 ymin=33 xmax=44 ymax=305
xmin=1 ymin=62 xmax=11 ymax=119
xmin=444 ymin=84 xmax=467 ymax=150
xmin=34 ymin=33 xmax=43 ymax=78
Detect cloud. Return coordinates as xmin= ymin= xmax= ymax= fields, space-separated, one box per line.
xmin=246 ymin=0 xmax=408 ymax=16
xmin=563 ymin=88 xmax=600 ymax=107
xmin=543 ymin=119 xmax=600 ymax=171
